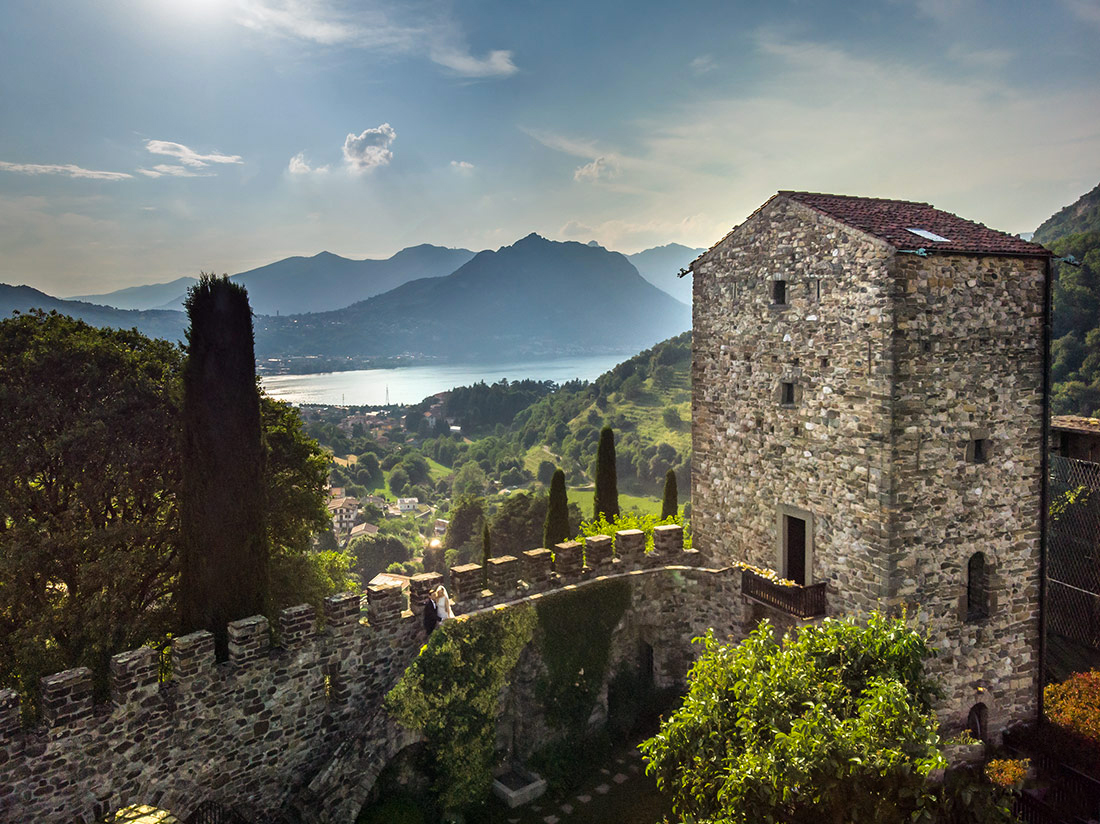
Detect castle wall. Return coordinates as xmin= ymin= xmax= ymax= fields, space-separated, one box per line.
xmin=889 ymin=252 xmax=1045 ymax=735
xmin=0 ymin=529 xmax=731 ymax=824
xmin=692 ymin=197 xmax=898 ymax=616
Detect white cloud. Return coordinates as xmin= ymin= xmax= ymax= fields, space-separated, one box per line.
xmin=450 ymin=160 xmax=474 ymax=171
xmin=574 ymin=156 xmax=619 ymax=182
xmin=0 ymin=160 xmax=132 ymax=180
xmin=144 ymin=140 xmax=243 ymax=168
xmin=430 ymin=47 xmax=516 ymax=78
xmin=1062 ymin=0 xmax=1100 ymax=27
xmin=288 ymin=152 xmax=329 ymax=174
xmin=234 ymin=0 xmax=518 ymax=78
xmin=343 ymin=124 xmax=396 ymax=172
xmin=690 ymin=54 xmax=716 ymax=74
xmin=137 ymin=164 xmax=210 ymax=178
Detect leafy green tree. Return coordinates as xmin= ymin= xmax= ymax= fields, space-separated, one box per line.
xmin=537 ymin=459 xmax=557 ymax=485
xmin=444 ymin=495 xmax=485 ymax=556
xmin=543 ymin=469 xmax=571 ymax=548
xmin=641 ymin=614 xmax=1013 ymax=824
xmin=179 ymin=275 xmax=269 ymax=657
xmin=0 ymin=311 xmax=181 ymax=707
xmin=481 ymin=523 xmax=492 ymax=586
xmin=389 ymin=467 xmax=409 ymax=496
xmin=661 ymin=406 xmax=681 ymax=428
xmin=348 ymin=534 xmax=412 ymax=584
xmin=452 ymin=461 xmax=487 ymax=498
xmin=593 ymin=426 xmax=619 ymax=521
xmin=661 ymin=469 xmax=678 ymax=520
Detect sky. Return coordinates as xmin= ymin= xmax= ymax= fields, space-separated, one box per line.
xmin=2 ymin=0 xmax=1099 ymax=296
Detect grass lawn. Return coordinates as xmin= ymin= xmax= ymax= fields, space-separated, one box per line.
xmin=567 ymin=487 xmax=662 ymax=517
xmin=425 ymin=457 xmax=452 ymax=483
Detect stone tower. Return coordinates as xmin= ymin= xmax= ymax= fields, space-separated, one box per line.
xmin=691 ymin=191 xmax=1052 ymax=737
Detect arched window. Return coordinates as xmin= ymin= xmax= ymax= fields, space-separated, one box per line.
xmin=967 ymin=552 xmax=989 ymax=621
xmin=967 ymin=702 xmax=989 ymax=742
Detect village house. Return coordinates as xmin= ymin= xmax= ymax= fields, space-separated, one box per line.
xmin=691 ymin=191 xmax=1052 ymax=740
xmin=327 ymin=495 xmax=359 ymax=534
xmin=397 ymin=497 xmax=419 ymax=513
xmin=1051 ymin=415 xmax=1100 ymax=463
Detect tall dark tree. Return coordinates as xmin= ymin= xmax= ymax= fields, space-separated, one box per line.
xmin=179 ymin=274 xmax=269 ymax=657
xmin=481 ymin=523 xmax=492 ymax=587
xmin=661 ymin=469 xmax=679 ymax=520
xmin=544 ymin=469 xmax=571 ymax=547
xmin=593 ymin=426 xmax=620 ymax=521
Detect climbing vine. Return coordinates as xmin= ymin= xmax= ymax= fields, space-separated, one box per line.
xmin=385 ymin=604 xmax=537 ymax=811
xmin=535 ymin=578 xmax=632 ymax=738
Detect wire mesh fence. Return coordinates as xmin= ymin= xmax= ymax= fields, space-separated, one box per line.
xmin=1049 ymin=457 xmax=1100 ymax=650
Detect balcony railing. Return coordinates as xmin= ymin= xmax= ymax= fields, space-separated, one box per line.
xmin=741 ymin=568 xmax=827 ymax=619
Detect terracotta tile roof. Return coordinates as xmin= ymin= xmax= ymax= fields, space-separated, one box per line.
xmin=782 ymin=191 xmax=1050 ymax=257
xmin=1052 ymin=415 xmax=1100 ymax=435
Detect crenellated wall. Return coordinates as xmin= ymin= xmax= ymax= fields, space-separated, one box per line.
xmin=0 ymin=525 xmax=750 ymax=824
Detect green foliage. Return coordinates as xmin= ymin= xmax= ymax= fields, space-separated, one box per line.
xmin=594 ymin=426 xmax=619 ymax=521
xmin=0 ymin=311 xmax=181 ymax=708
xmin=661 ymin=469 xmax=678 ymax=520
xmin=641 ymin=614 xmax=960 ymax=824
xmin=490 ymin=490 xmax=547 ymax=557
xmin=444 ymin=495 xmax=485 ymax=555
xmin=577 ymin=511 xmax=692 ymax=553
xmin=348 ymin=534 xmax=413 ymax=584
xmin=441 ymin=378 xmax=557 ymax=433
xmin=1047 ymin=229 xmax=1100 ymax=416
xmin=180 ymin=274 xmax=269 ymax=657
xmin=269 ymin=549 xmax=357 ymax=615
xmin=452 ymin=461 xmax=487 ymax=498
xmin=543 ymin=469 xmax=571 ymax=548
xmin=535 ymin=579 xmax=631 ymax=738
xmin=536 ymin=459 xmax=556 ymax=485
xmin=388 ymin=467 xmax=409 ymax=496
xmin=1045 ymin=670 xmax=1100 ymax=746
xmin=385 ymin=605 xmax=537 ymax=810
xmin=481 ymin=523 xmax=491 ymax=586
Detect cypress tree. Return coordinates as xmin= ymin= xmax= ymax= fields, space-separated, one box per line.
xmin=179 ymin=274 xmax=269 ymax=658
xmin=594 ymin=426 xmax=620 ymax=522
xmin=661 ymin=469 xmax=679 ymax=520
xmin=543 ymin=468 xmax=570 ymax=547
xmin=482 ymin=522 xmax=492 ymax=587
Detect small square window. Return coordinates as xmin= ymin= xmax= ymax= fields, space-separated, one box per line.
xmin=773 ymin=280 xmax=787 ymax=305
xmin=969 ymin=438 xmax=989 ymax=464
xmin=820 ymin=356 xmax=829 ymax=369
xmin=781 ymin=382 xmax=795 ymax=405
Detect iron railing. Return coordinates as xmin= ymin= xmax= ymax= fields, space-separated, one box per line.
xmin=741 ymin=568 xmax=827 ymax=619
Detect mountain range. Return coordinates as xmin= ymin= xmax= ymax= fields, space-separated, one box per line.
xmin=2 ymin=234 xmax=694 ymax=363
xmin=68 ymin=244 xmax=477 ymax=315
xmin=254 ymin=233 xmax=690 ymax=360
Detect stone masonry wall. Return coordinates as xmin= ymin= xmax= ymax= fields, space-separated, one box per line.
xmin=692 ymin=196 xmax=898 ymax=617
xmin=692 ymin=194 xmax=1045 ymax=736
xmin=889 ymin=252 xmax=1045 ymax=736
xmin=0 ymin=527 xmax=733 ymax=824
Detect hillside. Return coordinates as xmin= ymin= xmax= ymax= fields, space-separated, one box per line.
xmin=1035 ymin=183 xmax=1100 ymax=245
xmin=0 ymin=284 xmax=188 ymax=342
xmin=72 ymin=244 xmax=476 ymax=315
xmin=626 ymin=243 xmax=704 ymax=304
xmin=1036 ymin=182 xmax=1100 ymax=417
xmin=505 ymin=331 xmax=692 ymax=497
xmin=254 ymin=234 xmax=691 ymax=362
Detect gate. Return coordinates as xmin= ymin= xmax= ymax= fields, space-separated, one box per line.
xmin=1048 ymin=457 xmax=1100 ymax=651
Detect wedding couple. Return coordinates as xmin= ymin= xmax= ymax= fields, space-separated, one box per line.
xmin=422 ymin=585 xmax=454 ymax=634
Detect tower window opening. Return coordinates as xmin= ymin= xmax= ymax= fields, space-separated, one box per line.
xmin=781 ymin=382 xmax=795 ymax=406
xmin=773 ymin=279 xmax=787 ymax=305
xmin=967 ymin=552 xmax=989 ymax=621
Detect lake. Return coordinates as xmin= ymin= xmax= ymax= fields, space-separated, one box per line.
xmin=260 ymin=353 xmax=628 ymax=406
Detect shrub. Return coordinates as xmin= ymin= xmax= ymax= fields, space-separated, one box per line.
xmin=1045 ymin=670 xmax=1100 ymax=747
xmin=985 ymin=758 xmax=1029 ymax=790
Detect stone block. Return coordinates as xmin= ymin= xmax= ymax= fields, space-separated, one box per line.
xmin=522 ymin=548 xmax=553 ymax=588
xmin=366 ymin=585 xmax=403 ymax=627
xmin=0 ymin=688 xmax=20 ymax=737
xmin=228 ymin=615 xmax=271 ymax=664
xmin=615 ymin=529 xmax=646 ymax=566
xmin=585 ymin=534 xmax=613 ymax=569
xmin=278 ymin=604 xmax=316 ymax=648
xmin=40 ymin=667 xmax=93 ymax=728
xmin=487 ymin=555 xmax=518 ymax=593
xmin=450 ymin=563 xmax=483 ymax=605
xmin=409 ymin=572 xmax=443 ymax=607
xmin=109 ymin=646 xmax=159 ymax=704
xmin=554 ymin=541 xmax=585 ymax=577
xmin=653 ymin=524 xmax=683 ymax=558
xmin=326 ymin=591 xmax=364 ymax=630
xmin=171 ymin=630 xmax=215 ymax=679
